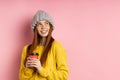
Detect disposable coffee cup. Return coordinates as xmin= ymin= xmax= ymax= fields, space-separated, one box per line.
xmin=28 ymin=52 xmax=38 ymax=59
xmin=27 ymin=52 xmax=39 ymax=69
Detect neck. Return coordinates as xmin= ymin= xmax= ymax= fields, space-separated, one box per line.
xmin=39 ymin=37 xmax=46 ymax=46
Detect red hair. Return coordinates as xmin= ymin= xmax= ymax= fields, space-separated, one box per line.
xmin=26 ymin=23 xmax=54 ymax=65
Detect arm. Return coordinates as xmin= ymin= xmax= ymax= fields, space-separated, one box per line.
xmin=19 ymin=45 xmax=34 ymax=80
xmin=38 ymin=42 xmax=69 ymax=80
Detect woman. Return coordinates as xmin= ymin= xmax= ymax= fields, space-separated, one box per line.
xmin=19 ymin=10 xmax=69 ymax=80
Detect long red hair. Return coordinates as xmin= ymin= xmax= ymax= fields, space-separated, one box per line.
xmin=26 ymin=23 xmax=54 ymax=65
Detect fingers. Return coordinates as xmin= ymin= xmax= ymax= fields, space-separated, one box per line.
xmin=26 ymin=58 xmax=40 ymax=68
xmin=26 ymin=59 xmax=33 ymax=68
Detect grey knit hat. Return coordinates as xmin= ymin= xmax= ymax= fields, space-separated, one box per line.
xmin=31 ymin=10 xmax=54 ymax=31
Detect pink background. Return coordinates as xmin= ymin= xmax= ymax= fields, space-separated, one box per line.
xmin=0 ymin=0 xmax=120 ymax=80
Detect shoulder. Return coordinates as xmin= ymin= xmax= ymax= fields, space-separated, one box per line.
xmin=52 ymin=40 xmax=64 ymax=48
xmin=52 ymin=40 xmax=67 ymax=57
xmin=21 ymin=44 xmax=30 ymax=58
xmin=52 ymin=40 xmax=66 ymax=51
xmin=22 ymin=44 xmax=30 ymax=51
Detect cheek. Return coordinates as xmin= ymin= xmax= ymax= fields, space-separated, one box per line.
xmin=48 ymin=28 xmax=50 ymax=31
xmin=47 ymin=26 xmax=50 ymax=30
xmin=37 ymin=27 xmax=41 ymax=31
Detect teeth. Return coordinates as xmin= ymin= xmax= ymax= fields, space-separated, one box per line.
xmin=41 ymin=30 xmax=47 ymax=33
xmin=42 ymin=31 xmax=46 ymax=32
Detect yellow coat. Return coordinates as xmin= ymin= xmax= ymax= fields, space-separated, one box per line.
xmin=19 ymin=40 xmax=69 ymax=80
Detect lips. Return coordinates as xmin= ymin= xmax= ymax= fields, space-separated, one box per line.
xmin=40 ymin=30 xmax=48 ymax=34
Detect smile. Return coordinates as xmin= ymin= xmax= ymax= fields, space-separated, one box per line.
xmin=40 ymin=30 xmax=48 ymax=34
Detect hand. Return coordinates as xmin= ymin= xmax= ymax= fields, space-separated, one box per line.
xmin=26 ymin=57 xmax=42 ymax=71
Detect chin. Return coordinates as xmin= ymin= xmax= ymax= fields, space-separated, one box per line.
xmin=39 ymin=33 xmax=48 ymax=37
xmin=41 ymin=34 xmax=48 ymax=37
xmin=41 ymin=36 xmax=47 ymax=37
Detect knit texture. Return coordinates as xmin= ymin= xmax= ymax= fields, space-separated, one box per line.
xmin=31 ymin=10 xmax=54 ymax=31
xmin=19 ymin=41 xmax=69 ymax=80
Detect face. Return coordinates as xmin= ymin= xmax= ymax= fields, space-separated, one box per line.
xmin=36 ymin=20 xmax=50 ymax=37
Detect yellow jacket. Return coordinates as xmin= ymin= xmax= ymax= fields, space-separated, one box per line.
xmin=19 ymin=40 xmax=69 ymax=80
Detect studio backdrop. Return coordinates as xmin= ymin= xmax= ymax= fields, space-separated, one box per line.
xmin=0 ymin=0 xmax=120 ymax=80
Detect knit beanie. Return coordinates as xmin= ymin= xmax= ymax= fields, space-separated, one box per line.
xmin=31 ymin=10 xmax=54 ymax=31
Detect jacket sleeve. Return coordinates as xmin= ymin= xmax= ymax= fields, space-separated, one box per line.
xmin=38 ymin=42 xmax=69 ymax=80
xmin=19 ymin=45 xmax=34 ymax=80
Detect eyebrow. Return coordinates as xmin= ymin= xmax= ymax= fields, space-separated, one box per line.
xmin=44 ymin=21 xmax=49 ymax=23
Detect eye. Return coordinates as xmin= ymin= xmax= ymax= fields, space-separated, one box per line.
xmin=45 ymin=22 xmax=49 ymax=25
xmin=37 ymin=23 xmax=42 ymax=26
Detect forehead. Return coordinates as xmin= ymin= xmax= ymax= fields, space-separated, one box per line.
xmin=37 ymin=20 xmax=49 ymax=23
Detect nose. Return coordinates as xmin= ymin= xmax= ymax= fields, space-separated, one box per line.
xmin=41 ymin=24 xmax=45 ymax=29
